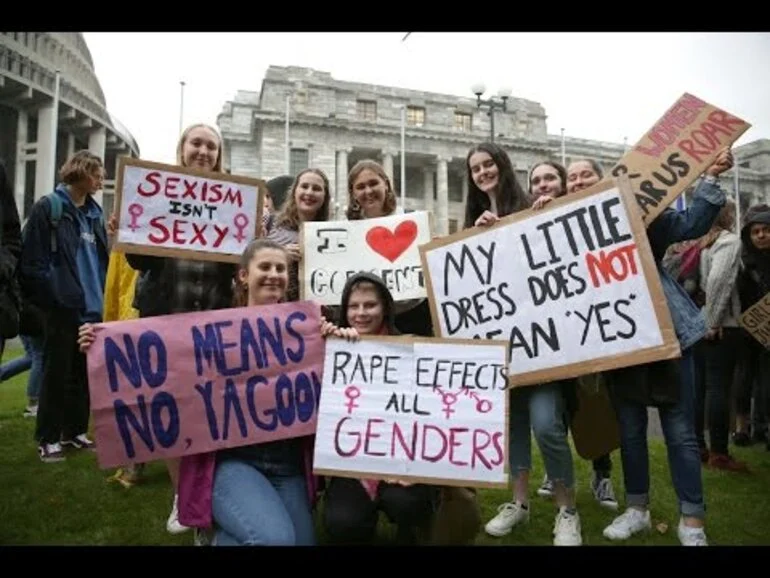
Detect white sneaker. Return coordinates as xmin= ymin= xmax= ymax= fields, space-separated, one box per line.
xmin=537 ymin=475 xmax=554 ymax=498
xmin=553 ymin=507 xmax=582 ymax=546
xmin=677 ymin=519 xmax=708 ymax=546
xmin=166 ymin=494 xmax=191 ymax=535
xmin=484 ymin=502 xmax=529 ymax=537
xmin=591 ymin=474 xmax=619 ymax=510
xmin=603 ymin=508 xmax=651 ymax=541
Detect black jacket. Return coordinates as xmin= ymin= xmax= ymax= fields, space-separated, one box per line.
xmin=19 ymin=187 xmax=108 ymax=319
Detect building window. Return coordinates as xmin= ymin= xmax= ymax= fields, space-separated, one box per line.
xmin=448 ymin=218 xmax=459 ymax=234
xmin=356 ymin=100 xmax=377 ymax=122
xmin=454 ymin=112 xmax=472 ymax=132
xmin=290 ymin=148 xmax=309 ymax=176
xmin=407 ymin=106 xmax=425 ymax=127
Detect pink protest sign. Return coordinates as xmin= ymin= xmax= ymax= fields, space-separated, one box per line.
xmin=86 ymin=301 xmax=324 ymax=469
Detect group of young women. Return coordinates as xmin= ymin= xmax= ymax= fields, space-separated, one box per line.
xmin=81 ymin=120 xmax=735 ymax=546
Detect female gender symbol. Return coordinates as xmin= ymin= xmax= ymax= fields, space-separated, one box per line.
xmin=127 ymin=203 xmax=144 ymax=232
xmin=344 ymin=385 xmax=361 ymax=414
xmin=233 ymin=213 xmax=249 ymax=242
xmin=440 ymin=392 xmax=458 ymax=419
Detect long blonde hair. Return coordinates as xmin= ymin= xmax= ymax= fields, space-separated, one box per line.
xmin=175 ymin=123 xmax=224 ymax=172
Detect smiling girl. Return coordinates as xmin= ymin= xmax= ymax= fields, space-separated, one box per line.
xmin=266 ymin=168 xmax=331 ymax=303
xmin=80 ymin=239 xmax=353 ymax=545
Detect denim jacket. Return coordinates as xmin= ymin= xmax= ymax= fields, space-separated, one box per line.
xmin=647 ymin=178 xmax=726 ymax=350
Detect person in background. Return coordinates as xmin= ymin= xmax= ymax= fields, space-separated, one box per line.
xmin=697 ymin=199 xmax=746 ymax=471
xmin=0 ymin=157 xmax=21 ymax=361
xmin=18 ymin=150 xmax=108 ymax=463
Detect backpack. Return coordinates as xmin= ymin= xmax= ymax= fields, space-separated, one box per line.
xmin=17 ymin=193 xmax=78 ymax=336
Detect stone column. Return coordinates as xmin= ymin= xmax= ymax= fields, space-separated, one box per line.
xmin=34 ymin=103 xmax=56 ymax=200
xmin=15 ymin=110 xmax=27 ymax=218
xmin=422 ymin=166 xmax=434 ymax=230
xmin=66 ymin=133 xmax=76 ymax=158
xmin=461 ymin=172 xmax=469 ymax=206
xmin=89 ymin=126 xmax=107 ymax=206
xmin=382 ymin=150 xmax=394 ymax=186
xmin=436 ymin=156 xmax=449 ymax=236
xmin=336 ymin=148 xmax=351 ymax=218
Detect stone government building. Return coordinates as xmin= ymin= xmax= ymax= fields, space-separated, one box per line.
xmin=218 ymin=65 xmax=770 ymax=235
xmin=0 ymin=32 xmax=140 ymax=221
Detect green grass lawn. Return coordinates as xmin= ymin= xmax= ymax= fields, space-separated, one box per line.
xmin=1 ymin=344 xmax=769 ymax=546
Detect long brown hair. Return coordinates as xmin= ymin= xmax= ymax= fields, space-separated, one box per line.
xmin=232 ymin=239 xmax=288 ymax=307
xmin=346 ymin=159 xmax=398 ymax=220
xmin=274 ymin=168 xmax=331 ymax=230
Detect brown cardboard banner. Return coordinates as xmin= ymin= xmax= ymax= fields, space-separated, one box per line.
xmin=739 ymin=291 xmax=770 ymax=350
xmin=605 ymin=93 xmax=750 ymax=224
xmin=419 ymin=177 xmax=681 ymax=388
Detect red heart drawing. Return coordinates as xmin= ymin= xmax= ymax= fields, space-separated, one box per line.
xmin=365 ymin=220 xmax=418 ymax=263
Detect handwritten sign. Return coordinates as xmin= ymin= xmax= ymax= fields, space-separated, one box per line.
xmin=313 ymin=336 xmax=509 ymax=487
xmin=739 ymin=291 xmax=770 ymax=349
xmin=607 ymin=93 xmax=750 ymax=224
xmin=300 ymin=212 xmax=432 ymax=305
xmin=113 ymin=157 xmax=266 ymax=263
xmin=85 ymin=301 xmax=324 ymax=469
xmin=419 ymin=178 xmax=680 ymax=387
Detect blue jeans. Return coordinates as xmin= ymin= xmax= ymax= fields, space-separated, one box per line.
xmin=0 ymin=335 xmax=44 ymax=399
xmin=509 ymin=381 xmax=575 ymax=489
xmin=611 ymin=350 xmax=705 ymax=519
xmin=211 ymin=457 xmax=315 ymax=546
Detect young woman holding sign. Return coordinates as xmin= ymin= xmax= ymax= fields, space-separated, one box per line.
xmin=528 ymin=160 xmax=619 ymax=511
xmin=125 ymin=123 xmax=238 ymax=535
xmin=265 ymin=168 xmax=332 ymax=303
xmin=564 ymin=150 xmax=733 ymax=546
xmin=81 ymin=238 xmax=354 ymax=545
xmin=344 ymin=159 xmax=433 ymax=337
xmin=466 ymin=143 xmax=583 ymax=546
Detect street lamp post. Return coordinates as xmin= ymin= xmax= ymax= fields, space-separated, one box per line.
xmin=179 ymin=81 xmax=186 ymax=135
xmin=470 ymin=84 xmax=511 ymax=143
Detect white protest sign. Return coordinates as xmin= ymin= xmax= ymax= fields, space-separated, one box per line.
xmin=113 ymin=157 xmax=265 ymax=263
xmin=419 ymin=179 xmax=680 ymax=387
xmin=313 ymin=336 xmax=509 ymax=488
xmin=300 ymin=211 xmax=432 ymax=305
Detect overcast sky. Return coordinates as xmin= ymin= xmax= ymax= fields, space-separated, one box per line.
xmin=84 ymin=32 xmax=770 ymax=166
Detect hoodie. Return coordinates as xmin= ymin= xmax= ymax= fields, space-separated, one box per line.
xmin=738 ymin=204 xmax=770 ymax=311
xmin=337 ymin=271 xmax=399 ymax=335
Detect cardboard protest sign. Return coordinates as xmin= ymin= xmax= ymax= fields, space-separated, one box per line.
xmin=300 ymin=211 xmax=432 ymax=305
xmin=85 ymin=301 xmax=324 ymax=469
xmin=419 ymin=177 xmax=680 ymax=388
xmin=313 ymin=336 xmax=509 ymax=488
xmin=739 ymin=291 xmax=770 ymax=349
xmin=113 ymin=157 xmax=266 ymax=263
xmin=606 ymin=93 xmax=750 ymax=224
